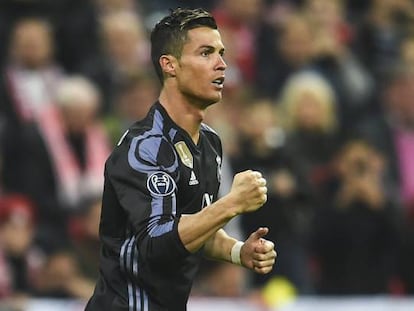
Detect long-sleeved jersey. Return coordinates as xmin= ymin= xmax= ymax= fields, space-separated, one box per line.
xmin=85 ymin=102 xmax=223 ymax=311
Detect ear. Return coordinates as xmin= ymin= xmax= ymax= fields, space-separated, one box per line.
xmin=159 ymin=55 xmax=177 ymax=78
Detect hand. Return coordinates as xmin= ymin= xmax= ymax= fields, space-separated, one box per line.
xmin=272 ymin=169 xmax=296 ymax=197
xmin=337 ymin=173 xmax=385 ymax=210
xmin=354 ymin=176 xmax=385 ymax=209
xmin=229 ymin=170 xmax=268 ymax=214
xmin=241 ymin=227 xmax=276 ymax=274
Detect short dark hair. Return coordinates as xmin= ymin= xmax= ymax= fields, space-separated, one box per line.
xmin=150 ymin=8 xmax=218 ymax=84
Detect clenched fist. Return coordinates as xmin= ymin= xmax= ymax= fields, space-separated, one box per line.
xmin=228 ymin=170 xmax=268 ymax=215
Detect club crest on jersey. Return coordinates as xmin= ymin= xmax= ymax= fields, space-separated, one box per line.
xmin=174 ymin=141 xmax=193 ymax=169
xmin=147 ymin=172 xmax=176 ymax=196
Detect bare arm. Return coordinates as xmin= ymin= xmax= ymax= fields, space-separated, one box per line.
xmin=178 ymin=170 xmax=267 ymax=253
xmin=204 ymin=227 xmax=277 ymax=274
xmin=203 ymin=229 xmax=238 ymax=262
xmin=178 ymin=170 xmax=276 ymax=274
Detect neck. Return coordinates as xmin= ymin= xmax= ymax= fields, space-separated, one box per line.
xmin=159 ymin=88 xmax=206 ymax=144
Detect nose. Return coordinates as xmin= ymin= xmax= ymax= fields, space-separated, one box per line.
xmin=216 ymin=55 xmax=227 ymax=71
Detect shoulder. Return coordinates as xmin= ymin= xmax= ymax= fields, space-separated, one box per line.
xmin=113 ymin=114 xmax=178 ymax=175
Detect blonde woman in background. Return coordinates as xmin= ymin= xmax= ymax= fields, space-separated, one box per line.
xmin=280 ymin=71 xmax=340 ymax=194
xmin=277 ymin=71 xmax=344 ymax=294
xmin=280 ymin=71 xmax=337 ymax=134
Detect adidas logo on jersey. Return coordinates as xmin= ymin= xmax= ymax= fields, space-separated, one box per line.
xmin=189 ymin=171 xmax=199 ymax=185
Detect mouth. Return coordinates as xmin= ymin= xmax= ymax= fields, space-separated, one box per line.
xmin=212 ymin=76 xmax=225 ymax=89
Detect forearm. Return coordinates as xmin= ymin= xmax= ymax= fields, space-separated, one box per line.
xmin=178 ymin=195 xmax=238 ymax=253
xmin=178 ymin=170 xmax=267 ymax=253
xmin=203 ymin=229 xmax=239 ymax=262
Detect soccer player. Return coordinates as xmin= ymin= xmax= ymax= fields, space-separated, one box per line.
xmin=85 ymin=8 xmax=276 ymax=311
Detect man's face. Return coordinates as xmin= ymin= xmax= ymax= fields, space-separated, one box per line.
xmin=174 ymin=27 xmax=226 ymax=108
xmin=11 ymin=21 xmax=53 ymax=69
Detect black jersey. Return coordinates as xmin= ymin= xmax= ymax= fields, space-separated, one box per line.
xmin=85 ymin=102 xmax=223 ymax=311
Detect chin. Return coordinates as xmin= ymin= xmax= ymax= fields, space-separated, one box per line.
xmin=203 ymin=98 xmax=221 ymax=109
xmin=187 ymin=91 xmax=222 ymax=109
xmin=207 ymin=92 xmax=223 ymax=105
xmin=192 ymin=95 xmax=219 ymax=108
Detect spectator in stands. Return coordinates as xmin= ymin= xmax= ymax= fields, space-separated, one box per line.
xmin=3 ymin=75 xmax=110 ymax=251
xmin=0 ymin=18 xmax=69 ymax=244
xmin=1 ymin=17 xmax=63 ymax=124
xmin=101 ymin=11 xmax=150 ymax=74
xmin=255 ymin=12 xmax=315 ymax=99
xmin=54 ymin=0 xmax=100 ymax=72
xmin=356 ymin=65 xmax=414 ymax=212
xmin=80 ymin=11 xmax=151 ymax=114
xmin=44 ymin=76 xmax=110 ymax=211
xmin=354 ymin=0 xmax=414 ymax=81
xmin=355 ymin=65 xmax=414 ymax=293
xmin=279 ymin=71 xmax=340 ymax=195
xmin=303 ymin=0 xmax=375 ymax=130
xmin=0 ymin=194 xmax=43 ymax=298
xmin=312 ymin=140 xmax=401 ymax=294
xmin=0 ymin=0 xmax=63 ymax=69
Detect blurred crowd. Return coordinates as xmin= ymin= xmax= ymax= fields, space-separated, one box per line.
xmin=1 ymin=0 xmax=414 ymax=308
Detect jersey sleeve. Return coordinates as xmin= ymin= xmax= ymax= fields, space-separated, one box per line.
xmin=107 ymin=132 xmax=190 ymax=266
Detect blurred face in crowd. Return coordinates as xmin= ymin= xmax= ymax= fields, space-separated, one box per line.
xmin=102 ymin=13 xmax=146 ymax=65
xmin=10 ymin=19 xmax=53 ymax=69
xmin=336 ymin=141 xmax=384 ymax=181
xmin=0 ymin=208 xmax=34 ymax=256
xmin=242 ymin=101 xmax=278 ymax=140
xmin=95 ymin=0 xmax=134 ymax=12
xmin=60 ymin=97 xmax=98 ymax=134
xmin=294 ymin=92 xmax=325 ymax=130
xmin=305 ymin=0 xmax=344 ymax=29
xmin=222 ymin=0 xmax=263 ymax=23
xmin=57 ymin=78 xmax=100 ymax=134
xmin=170 ymin=27 xmax=227 ymax=108
xmin=279 ymin=16 xmax=314 ymax=66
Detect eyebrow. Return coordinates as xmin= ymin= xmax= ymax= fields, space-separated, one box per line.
xmin=198 ymin=45 xmax=226 ymax=54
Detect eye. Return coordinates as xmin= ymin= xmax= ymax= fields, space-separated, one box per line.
xmin=200 ymin=46 xmax=214 ymax=57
